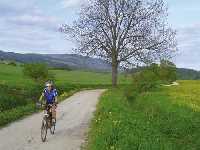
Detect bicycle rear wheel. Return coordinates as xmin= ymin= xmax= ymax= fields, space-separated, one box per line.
xmin=41 ymin=120 xmax=47 ymax=142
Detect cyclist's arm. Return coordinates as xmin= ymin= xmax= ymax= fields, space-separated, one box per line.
xmin=54 ymin=96 xmax=58 ymax=104
xmin=39 ymin=92 xmax=44 ymax=103
xmin=54 ymin=89 xmax=58 ymax=104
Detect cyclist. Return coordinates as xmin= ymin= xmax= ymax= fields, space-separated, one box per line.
xmin=39 ymin=81 xmax=58 ymax=123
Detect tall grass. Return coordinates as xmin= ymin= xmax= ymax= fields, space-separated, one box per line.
xmin=0 ymin=103 xmax=36 ymax=127
xmin=87 ymin=82 xmax=200 ymax=150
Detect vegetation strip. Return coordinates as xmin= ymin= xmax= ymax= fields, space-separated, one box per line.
xmin=0 ymin=63 xmax=116 ymax=127
xmin=86 ymin=82 xmax=200 ymax=150
xmin=0 ymin=89 xmax=77 ymax=128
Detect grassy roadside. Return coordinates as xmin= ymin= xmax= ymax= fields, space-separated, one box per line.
xmin=0 ymin=63 xmax=115 ymax=128
xmin=0 ymin=103 xmax=36 ymax=127
xmin=0 ymin=88 xmax=80 ymax=128
xmin=0 ymin=84 xmax=111 ymax=128
xmin=86 ymin=82 xmax=200 ymax=150
xmin=0 ymin=63 xmax=128 ymax=128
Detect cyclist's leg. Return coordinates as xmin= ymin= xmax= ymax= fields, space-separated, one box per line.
xmin=52 ymin=104 xmax=56 ymax=122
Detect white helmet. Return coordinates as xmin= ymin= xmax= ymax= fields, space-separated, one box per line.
xmin=45 ymin=81 xmax=54 ymax=87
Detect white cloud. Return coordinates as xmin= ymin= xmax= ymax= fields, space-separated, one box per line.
xmin=61 ymin=0 xmax=81 ymax=8
xmin=0 ymin=0 xmax=75 ymax=54
xmin=0 ymin=0 xmax=200 ymax=70
xmin=61 ymin=0 xmax=89 ymax=8
xmin=175 ymin=24 xmax=200 ymax=70
xmin=6 ymin=14 xmax=60 ymax=31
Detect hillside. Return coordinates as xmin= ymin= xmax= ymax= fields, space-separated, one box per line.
xmin=128 ymin=67 xmax=200 ymax=80
xmin=177 ymin=68 xmax=200 ymax=80
xmin=0 ymin=50 xmax=111 ymax=71
xmin=1 ymin=50 xmax=200 ymax=80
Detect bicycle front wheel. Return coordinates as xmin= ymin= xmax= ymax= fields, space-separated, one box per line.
xmin=41 ymin=120 xmax=47 ymax=142
xmin=50 ymin=119 xmax=56 ymax=135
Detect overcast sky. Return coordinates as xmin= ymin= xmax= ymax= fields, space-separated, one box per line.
xmin=0 ymin=0 xmax=200 ymax=70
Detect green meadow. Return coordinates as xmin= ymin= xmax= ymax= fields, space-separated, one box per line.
xmin=0 ymin=64 xmax=33 ymax=87
xmin=87 ymin=81 xmax=200 ymax=150
xmin=0 ymin=63 xmax=128 ymax=87
xmin=0 ymin=63 xmax=128 ymax=126
xmin=1 ymin=63 xmax=200 ymax=149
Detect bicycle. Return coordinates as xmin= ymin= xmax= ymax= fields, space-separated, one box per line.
xmin=40 ymin=104 xmax=56 ymax=142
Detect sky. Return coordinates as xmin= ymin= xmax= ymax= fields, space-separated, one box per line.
xmin=0 ymin=0 xmax=200 ymax=70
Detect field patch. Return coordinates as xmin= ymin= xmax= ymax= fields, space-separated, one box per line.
xmin=87 ymin=81 xmax=200 ymax=150
xmin=0 ymin=63 xmax=129 ymax=126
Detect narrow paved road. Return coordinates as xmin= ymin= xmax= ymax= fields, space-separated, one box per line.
xmin=0 ymin=90 xmax=105 ymax=150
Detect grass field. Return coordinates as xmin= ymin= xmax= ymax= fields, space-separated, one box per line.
xmin=0 ymin=63 xmax=128 ymax=127
xmin=0 ymin=64 xmax=128 ymax=87
xmin=2 ymin=63 xmax=200 ymax=149
xmin=0 ymin=64 xmax=33 ymax=87
xmin=87 ymin=81 xmax=200 ymax=150
xmin=52 ymin=69 xmax=129 ymax=85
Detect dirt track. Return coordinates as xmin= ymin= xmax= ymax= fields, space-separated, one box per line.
xmin=0 ymin=89 xmax=105 ymax=150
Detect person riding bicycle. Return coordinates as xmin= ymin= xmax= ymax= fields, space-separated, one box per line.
xmin=39 ymin=81 xmax=58 ymax=123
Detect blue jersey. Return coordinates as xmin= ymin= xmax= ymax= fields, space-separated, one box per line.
xmin=43 ymin=88 xmax=58 ymax=104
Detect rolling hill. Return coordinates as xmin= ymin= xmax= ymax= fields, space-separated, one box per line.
xmin=0 ymin=50 xmax=111 ymax=71
xmin=1 ymin=50 xmax=200 ymax=80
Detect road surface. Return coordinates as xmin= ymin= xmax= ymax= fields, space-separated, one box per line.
xmin=0 ymin=89 xmax=105 ymax=150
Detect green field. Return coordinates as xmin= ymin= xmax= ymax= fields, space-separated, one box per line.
xmin=87 ymin=81 xmax=200 ymax=150
xmin=0 ymin=63 xmax=128 ymax=87
xmin=0 ymin=64 xmax=33 ymax=87
xmin=1 ymin=63 xmax=200 ymax=149
xmin=0 ymin=63 xmax=128 ymax=126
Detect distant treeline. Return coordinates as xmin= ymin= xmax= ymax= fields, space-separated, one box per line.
xmin=1 ymin=58 xmax=200 ymax=80
xmin=127 ymin=67 xmax=200 ymax=80
xmin=176 ymin=68 xmax=200 ymax=80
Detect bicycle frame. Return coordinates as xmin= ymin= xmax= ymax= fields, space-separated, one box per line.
xmin=41 ymin=104 xmax=56 ymax=142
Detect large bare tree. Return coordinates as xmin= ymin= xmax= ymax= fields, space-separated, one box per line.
xmin=60 ymin=0 xmax=176 ymax=86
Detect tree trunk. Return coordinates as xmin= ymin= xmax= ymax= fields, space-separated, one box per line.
xmin=112 ymin=60 xmax=118 ymax=87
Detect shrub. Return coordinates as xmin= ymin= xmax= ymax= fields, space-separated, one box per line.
xmin=132 ymin=69 xmax=160 ymax=93
xmin=23 ymin=63 xmax=54 ymax=83
xmin=124 ymin=60 xmax=177 ymax=102
xmin=124 ymin=68 xmax=161 ymax=102
xmin=8 ymin=61 xmax=17 ymax=66
xmin=159 ymin=60 xmax=177 ymax=83
xmin=124 ymin=85 xmax=138 ymax=103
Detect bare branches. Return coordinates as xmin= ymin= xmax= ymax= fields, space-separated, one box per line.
xmin=60 ymin=0 xmax=176 ymax=67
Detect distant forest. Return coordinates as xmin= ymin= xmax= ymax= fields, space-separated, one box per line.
xmin=177 ymin=68 xmax=200 ymax=80
xmin=128 ymin=67 xmax=200 ymax=80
